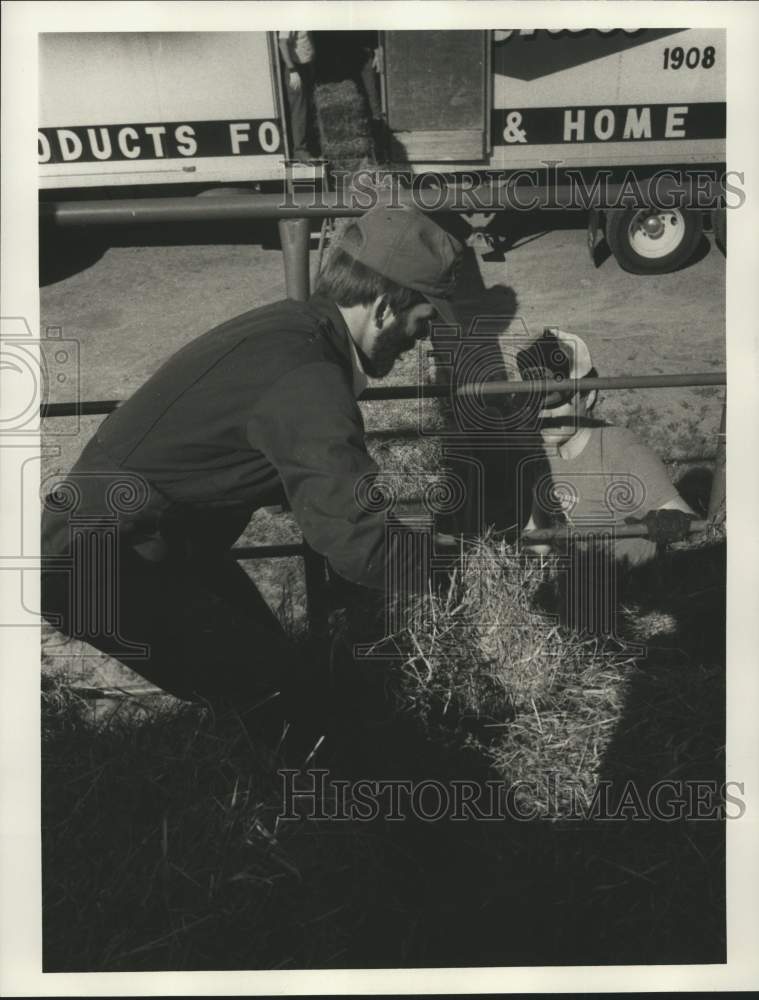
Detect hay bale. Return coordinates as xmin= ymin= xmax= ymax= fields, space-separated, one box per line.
xmin=314 ymin=79 xmax=375 ymax=170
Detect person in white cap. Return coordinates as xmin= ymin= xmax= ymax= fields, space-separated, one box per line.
xmin=516 ymin=328 xmax=696 ymax=568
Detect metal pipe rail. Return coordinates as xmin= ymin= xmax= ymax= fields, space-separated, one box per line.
xmin=39 ymin=175 xmax=726 ymax=226
xmin=363 ymin=371 xmax=726 ymax=401
xmin=519 ymin=520 xmax=708 ymax=544
xmin=39 ymin=371 xmax=726 ymax=419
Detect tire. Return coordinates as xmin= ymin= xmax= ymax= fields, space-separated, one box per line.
xmin=711 ymin=207 xmax=726 ymax=256
xmin=605 ymin=206 xmax=703 ymax=274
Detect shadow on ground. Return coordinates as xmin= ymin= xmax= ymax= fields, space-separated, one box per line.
xmin=39 ymin=216 xmax=292 ymax=287
xmin=42 ymin=535 xmax=725 ymax=970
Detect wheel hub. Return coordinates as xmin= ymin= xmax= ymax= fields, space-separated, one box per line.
xmin=642 ymin=214 xmax=666 ymax=238
xmin=627 ymin=209 xmax=686 ymax=259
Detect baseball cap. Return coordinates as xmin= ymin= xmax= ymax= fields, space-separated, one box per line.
xmin=343 ymin=203 xmax=463 ymax=324
xmin=516 ymin=328 xmax=596 ymax=408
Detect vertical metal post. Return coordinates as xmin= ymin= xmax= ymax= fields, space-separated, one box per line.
xmin=707 ymin=398 xmax=726 ymax=522
xmin=278 ymin=217 xmax=311 ymax=301
xmin=302 ymin=544 xmax=330 ymax=639
xmin=277 ymin=217 xmax=330 ymax=635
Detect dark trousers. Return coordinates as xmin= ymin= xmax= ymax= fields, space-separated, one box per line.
xmin=41 ymin=540 xmax=317 ymax=723
xmin=284 ymin=63 xmax=316 ymax=157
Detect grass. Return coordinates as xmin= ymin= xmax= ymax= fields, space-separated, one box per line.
xmin=42 ymin=679 xmax=393 ymax=971
xmin=42 ymin=528 xmax=726 ymax=970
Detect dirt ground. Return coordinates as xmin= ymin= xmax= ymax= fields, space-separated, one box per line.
xmin=39 ymin=212 xmax=726 ymax=687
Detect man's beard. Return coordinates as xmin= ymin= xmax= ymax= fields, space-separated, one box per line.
xmin=360 ymin=324 xmax=417 ymax=378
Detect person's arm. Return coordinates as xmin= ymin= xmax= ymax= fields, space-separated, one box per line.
xmin=604 ymin=427 xmax=697 ymax=542
xmin=522 ymin=511 xmax=552 ymax=557
xmin=604 ymin=427 xmax=695 ymax=516
xmin=247 ymin=361 xmax=405 ymax=591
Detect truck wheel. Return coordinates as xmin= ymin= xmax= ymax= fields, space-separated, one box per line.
xmin=711 ymin=207 xmax=726 ymax=256
xmin=605 ymin=207 xmax=703 ymax=274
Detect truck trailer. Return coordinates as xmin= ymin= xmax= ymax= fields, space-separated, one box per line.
xmin=39 ymin=28 xmax=727 ymax=273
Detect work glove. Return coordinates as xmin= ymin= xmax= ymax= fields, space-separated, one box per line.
xmin=624 ymin=509 xmax=696 ymax=544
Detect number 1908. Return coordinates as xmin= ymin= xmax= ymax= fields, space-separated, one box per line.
xmin=663 ymin=46 xmax=716 ymax=69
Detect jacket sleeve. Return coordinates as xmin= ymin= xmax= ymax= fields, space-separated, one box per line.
xmin=246 ymin=361 xmax=392 ymax=590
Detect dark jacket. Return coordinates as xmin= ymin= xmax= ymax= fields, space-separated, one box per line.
xmin=42 ymin=296 xmax=390 ymax=589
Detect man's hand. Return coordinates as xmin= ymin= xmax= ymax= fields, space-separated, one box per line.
xmin=624 ymin=509 xmax=696 ymax=544
xmin=434 ymin=532 xmax=488 ymax=553
xmin=289 ymin=69 xmax=302 ymax=92
xmin=434 ymin=532 xmax=460 ymax=549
